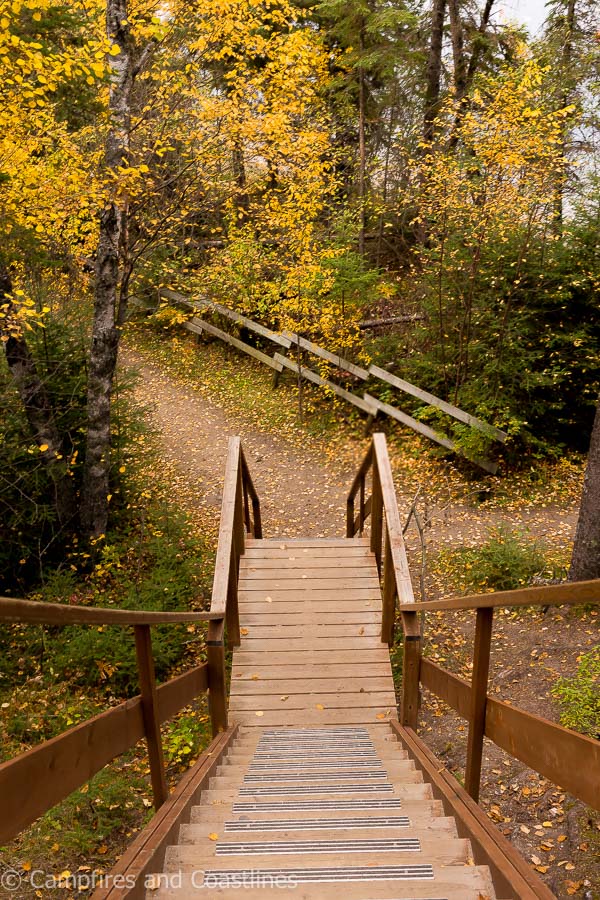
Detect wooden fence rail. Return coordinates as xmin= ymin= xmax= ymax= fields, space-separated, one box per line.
xmin=346 ymin=434 xmax=600 ymax=811
xmin=0 ymin=439 xmax=263 ymax=844
xmin=159 ymin=288 xmax=506 ymax=472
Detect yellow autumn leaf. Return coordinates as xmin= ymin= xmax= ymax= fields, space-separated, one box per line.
xmin=208 ymin=832 xmax=218 ymax=841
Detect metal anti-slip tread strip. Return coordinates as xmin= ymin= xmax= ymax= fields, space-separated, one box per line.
xmin=251 ymin=750 xmax=380 ymax=766
xmin=248 ymin=762 xmax=384 ymax=770
xmin=200 ymin=865 xmax=435 ymax=884
xmin=224 ymin=817 xmax=411 ymax=832
xmin=215 ymin=839 xmax=421 ymax=855
xmin=243 ymin=772 xmax=388 ymax=782
xmin=261 ymin=729 xmax=371 ymax=735
xmin=255 ymin=740 xmax=375 ymax=747
xmin=232 ymin=800 xmax=403 ymax=812
xmin=239 ymin=784 xmax=393 ymax=796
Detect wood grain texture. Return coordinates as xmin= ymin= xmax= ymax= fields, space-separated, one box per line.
xmin=230 ymin=540 xmax=398 ymax=728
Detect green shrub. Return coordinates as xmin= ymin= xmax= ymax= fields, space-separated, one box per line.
xmin=552 ymin=646 xmax=600 ymax=738
xmin=459 ymin=526 xmax=546 ymax=591
xmin=0 ymin=311 xmax=142 ymax=592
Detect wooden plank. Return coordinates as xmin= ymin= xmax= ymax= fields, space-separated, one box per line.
xmin=238 ymin=577 xmax=381 ymax=591
xmin=160 ymin=288 xmax=293 ymax=349
xmin=0 ymin=597 xmax=218 ymax=626
xmin=421 ymin=658 xmax=600 ymax=810
xmin=274 ymin=353 xmax=378 ymax=416
xmin=184 ymin=318 xmax=284 ymax=372
xmin=94 ymin=727 xmax=237 ymax=900
xmin=209 ymin=437 xmax=240 ymax=621
xmin=134 ymin=625 xmax=168 ymax=809
xmin=239 ymin=588 xmax=382 ymax=600
xmin=156 ymin=664 xmax=208 ymax=721
xmin=464 ymin=608 xmax=493 ymax=802
xmin=238 ymin=623 xmax=382 ymax=636
xmin=281 ymin=330 xmax=370 ymax=379
xmin=239 ymin=612 xmax=382 ymax=625
xmin=420 ymin=658 xmax=471 ymax=719
xmin=231 ymin=663 xmax=393 ymax=679
xmin=238 ymin=603 xmax=382 ymax=615
xmin=240 ymin=556 xmax=373 ymax=569
xmin=368 ymin=364 xmax=508 ymax=442
xmin=0 ymin=663 xmax=212 ymax=844
xmin=230 ymin=677 xmax=394 ymax=694
xmin=365 ymin=393 xmax=456 ymax=453
xmin=241 ymin=565 xmax=377 ymax=579
xmin=233 ymin=649 xmax=391 ymax=665
xmin=229 ymin=691 xmax=397 ymax=710
xmin=485 ymin=696 xmax=600 ymax=810
xmin=239 ymin=637 xmax=383 ymax=651
xmin=0 ymin=698 xmax=145 ymax=844
xmin=231 ymin=707 xmax=398 ymax=727
xmin=242 ymin=546 xmax=371 ymax=558
xmin=391 ymin=723 xmax=554 ymax=900
xmin=398 ymin=577 xmax=600 ymax=613
xmin=245 ymin=538 xmax=368 ymax=547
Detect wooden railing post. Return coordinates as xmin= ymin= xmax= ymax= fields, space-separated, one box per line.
xmin=400 ymin=611 xmax=421 ymax=728
xmin=226 ymin=532 xmax=241 ymax=649
xmin=252 ymin=496 xmax=263 ymax=538
xmin=134 ymin=625 xmax=168 ymax=810
xmin=381 ymin=530 xmax=396 ymax=645
xmin=346 ymin=495 xmax=355 ymax=537
xmin=465 ymin=606 xmax=494 ymax=802
xmin=370 ymin=463 xmax=383 ymax=573
xmin=207 ymin=623 xmax=228 ymax=736
xmin=359 ymin=475 xmax=365 ymax=534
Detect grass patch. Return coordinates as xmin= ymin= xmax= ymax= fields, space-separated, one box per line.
xmin=432 ymin=526 xmax=561 ymax=594
xmin=552 ymin=645 xmax=600 ymax=739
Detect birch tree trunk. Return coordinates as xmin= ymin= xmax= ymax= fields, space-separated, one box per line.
xmin=570 ymin=396 xmax=600 ymax=581
xmin=81 ymin=0 xmax=134 ymax=539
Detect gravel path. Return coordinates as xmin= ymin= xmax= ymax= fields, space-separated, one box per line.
xmin=122 ymin=348 xmax=356 ymax=538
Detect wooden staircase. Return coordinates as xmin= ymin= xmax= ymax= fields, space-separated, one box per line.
xmin=4 ymin=435 xmax=599 ymax=900
xmin=147 ymin=535 xmax=497 ymax=898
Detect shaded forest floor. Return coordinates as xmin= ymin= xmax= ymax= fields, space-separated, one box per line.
xmin=122 ymin=327 xmax=598 ymax=899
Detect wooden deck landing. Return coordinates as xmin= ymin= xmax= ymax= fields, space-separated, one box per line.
xmin=229 ymin=537 xmax=398 ymax=729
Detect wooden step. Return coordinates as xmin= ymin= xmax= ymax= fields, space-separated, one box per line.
xmin=179 ymin=814 xmax=458 ymax=844
xmin=147 ymin=865 xmax=494 ymax=900
xmin=189 ymin=800 xmax=447 ymax=823
xmin=180 ymin=820 xmax=459 ymax=843
xmin=164 ymin=837 xmax=473 ymax=869
xmin=230 ymin=676 xmax=395 ymax=694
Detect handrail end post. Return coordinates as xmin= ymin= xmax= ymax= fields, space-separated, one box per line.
xmin=207 ymin=628 xmax=228 ymax=737
xmin=400 ymin=612 xmax=421 ymax=729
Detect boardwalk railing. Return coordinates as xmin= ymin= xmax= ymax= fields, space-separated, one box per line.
xmin=0 ymin=600 xmax=219 ymax=843
xmin=205 ymin=436 xmax=262 ymax=735
xmin=0 ymin=438 xmax=262 ymax=847
xmin=160 ymin=288 xmax=506 ymax=473
xmin=347 ymin=434 xmax=600 ymax=812
xmin=347 ymin=432 xmax=421 ymax=729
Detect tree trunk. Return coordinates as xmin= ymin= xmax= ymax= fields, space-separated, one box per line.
xmin=447 ymin=0 xmax=467 ymax=102
xmin=358 ymin=21 xmax=366 ymax=256
xmin=423 ymin=0 xmax=446 ymax=144
xmin=570 ymin=396 xmax=600 ymax=581
xmin=554 ymin=0 xmax=577 ymax=233
xmin=1 ymin=268 xmax=76 ymax=526
xmin=81 ymin=0 xmax=134 ymax=540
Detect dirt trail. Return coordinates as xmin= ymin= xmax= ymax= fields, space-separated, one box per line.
xmin=122 ymin=348 xmax=356 ymax=538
